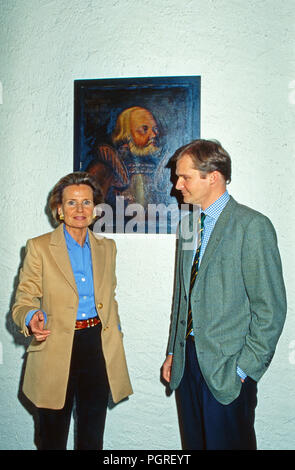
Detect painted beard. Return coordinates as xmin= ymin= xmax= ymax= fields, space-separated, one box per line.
xmin=128 ymin=139 xmax=161 ymax=157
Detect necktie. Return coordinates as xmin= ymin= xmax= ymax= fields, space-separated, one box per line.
xmin=186 ymin=212 xmax=206 ymax=338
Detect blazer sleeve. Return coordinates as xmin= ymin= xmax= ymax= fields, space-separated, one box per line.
xmin=238 ymin=214 xmax=287 ymax=381
xmin=12 ymin=238 xmax=43 ymax=337
xmin=109 ymin=238 xmax=122 ymax=331
xmin=166 ymin=227 xmax=183 ymax=355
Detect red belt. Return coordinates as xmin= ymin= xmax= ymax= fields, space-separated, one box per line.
xmin=75 ymin=316 xmax=101 ymax=330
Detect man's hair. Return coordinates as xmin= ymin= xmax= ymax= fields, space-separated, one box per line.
xmin=49 ymin=172 xmax=103 ymax=223
xmin=112 ymin=106 xmax=141 ymax=146
xmin=173 ymin=139 xmax=232 ymax=183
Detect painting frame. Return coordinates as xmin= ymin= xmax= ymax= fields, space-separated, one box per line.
xmin=74 ymin=76 xmax=201 ymax=234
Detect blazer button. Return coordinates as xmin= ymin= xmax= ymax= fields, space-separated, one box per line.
xmin=180 ymin=342 xmax=184 ymax=348
xmin=97 ymin=303 xmax=103 ymax=309
xmin=180 ymin=320 xmax=185 ymax=325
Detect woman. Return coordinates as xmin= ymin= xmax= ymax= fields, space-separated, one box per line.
xmin=12 ymin=172 xmax=133 ymax=450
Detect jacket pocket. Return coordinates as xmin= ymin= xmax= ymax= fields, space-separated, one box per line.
xmin=26 ymin=339 xmax=47 ymax=352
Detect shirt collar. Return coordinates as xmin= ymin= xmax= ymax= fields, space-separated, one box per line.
xmin=203 ymin=190 xmax=230 ymax=221
xmin=63 ymin=224 xmax=90 ymax=249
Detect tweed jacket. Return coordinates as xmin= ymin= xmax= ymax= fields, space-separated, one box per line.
xmin=167 ymin=196 xmax=287 ymax=405
xmin=12 ymin=224 xmax=133 ymax=409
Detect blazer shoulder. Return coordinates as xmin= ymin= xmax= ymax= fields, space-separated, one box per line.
xmin=26 ymin=229 xmax=54 ymax=249
xmin=232 ymin=198 xmax=272 ymax=223
xmin=231 ymin=198 xmax=276 ymax=233
xmin=90 ymin=231 xmax=116 ymax=249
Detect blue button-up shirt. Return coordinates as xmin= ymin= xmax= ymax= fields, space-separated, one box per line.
xmin=25 ymin=226 xmax=97 ymax=325
xmin=63 ymin=226 xmax=97 ymax=321
xmin=193 ymin=190 xmax=230 ymax=266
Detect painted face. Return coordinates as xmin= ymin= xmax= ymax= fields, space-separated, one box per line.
xmin=175 ymin=154 xmax=211 ymax=208
xmin=58 ymin=184 xmax=94 ymax=231
xmin=129 ymin=108 xmax=159 ymax=149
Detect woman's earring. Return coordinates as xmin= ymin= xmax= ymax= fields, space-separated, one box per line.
xmin=59 ymin=212 xmax=64 ymax=220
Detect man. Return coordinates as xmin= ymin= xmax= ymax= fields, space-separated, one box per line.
xmin=112 ymin=106 xmax=160 ymax=158
xmin=88 ymin=106 xmax=162 ymax=214
xmin=111 ymin=106 xmax=162 ymax=208
xmin=162 ymin=139 xmax=286 ymax=450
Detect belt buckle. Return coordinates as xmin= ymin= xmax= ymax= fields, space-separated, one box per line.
xmin=87 ymin=318 xmax=93 ymax=328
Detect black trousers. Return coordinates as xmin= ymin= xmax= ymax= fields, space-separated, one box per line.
xmin=38 ymin=323 xmax=109 ymax=450
xmin=176 ymin=337 xmax=257 ymax=450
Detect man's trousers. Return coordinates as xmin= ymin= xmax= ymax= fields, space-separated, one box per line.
xmin=175 ymin=336 xmax=257 ymax=450
xmin=37 ymin=323 xmax=109 ymax=450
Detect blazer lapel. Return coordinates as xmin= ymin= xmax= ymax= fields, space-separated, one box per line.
xmin=196 ymin=196 xmax=236 ymax=280
xmin=181 ymin=209 xmax=200 ymax=297
xmin=49 ymin=224 xmax=78 ymax=296
xmin=88 ymin=230 xmax=106 ymax=300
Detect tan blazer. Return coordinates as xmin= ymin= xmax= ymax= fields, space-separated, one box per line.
xmin=12 ymin=223 xmax=133 ymax=409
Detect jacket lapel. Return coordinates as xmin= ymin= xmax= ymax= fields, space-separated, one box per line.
xmin=49 ymin=224 xmax=78 ymax=295
xmin=196 ymin=196 xmax=236 ymax=281
xmin=181 ymin=209 xmax=200 ymax=297
xmin=88 ymin=230 xmax=106 ymax=301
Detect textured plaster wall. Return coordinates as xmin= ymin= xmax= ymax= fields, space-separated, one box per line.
xmin=0 ymin=0 xmax=294 ymax=450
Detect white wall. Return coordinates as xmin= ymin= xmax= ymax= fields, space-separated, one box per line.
xmin=0 ymin=0 xmax=294 ymax=450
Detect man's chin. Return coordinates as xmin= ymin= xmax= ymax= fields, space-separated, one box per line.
xmin=129 ymin=141 xmax=161 ymax=157
xmin=182 ymin=194 xmax=191 ymax=204
xmin=182 ymin=195 xmax=199 ymax=206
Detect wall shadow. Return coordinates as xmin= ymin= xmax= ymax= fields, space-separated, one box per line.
xmin=5 ymin=244 xmax=41 ymax=450
xmin=4 ymin=191 xmax=57 ymax=449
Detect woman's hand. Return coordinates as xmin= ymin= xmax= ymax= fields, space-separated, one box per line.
xmin=29 ymin=311 xmax=51 ymax=342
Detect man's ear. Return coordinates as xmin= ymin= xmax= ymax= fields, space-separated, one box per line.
xmin=208 ymin=171 xmax=219 ymax=185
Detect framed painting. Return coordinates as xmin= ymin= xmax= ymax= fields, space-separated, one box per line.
xmin=74 ymin=76 xmax=201 ymax=233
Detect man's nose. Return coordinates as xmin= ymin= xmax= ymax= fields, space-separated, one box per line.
xmin=149 ymin=129 xmax=156 ymax=139
xmin=150 ymin=126 xmax=159 ymax=138
xmin=175 ymin=178 xmax=183 ymax=190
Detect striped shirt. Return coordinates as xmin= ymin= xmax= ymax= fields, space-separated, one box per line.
xmin=194 ymin=189 xmax=230 ymax=265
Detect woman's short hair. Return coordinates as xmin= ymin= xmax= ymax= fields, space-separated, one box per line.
xmin=49 ymin=172 xmax=103 ymax=223
xmin=173 ymin=139 xmax=232 ymax=184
